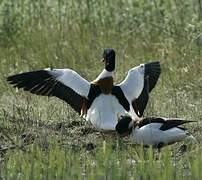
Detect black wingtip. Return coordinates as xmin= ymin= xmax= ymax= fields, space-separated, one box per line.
xmin=144 ymin=61 xmax=161 ymax=92
xmin=134 ymin=61 xmax=161 ymax=117
xmin=180 ymin=120 xmax=197 ymax=124
xmin=145 ymin=61 xmax=161 ymax=68
xmin=144 ymin=61 xmax=161 ymax=68
xmin=176 ymin=120 xmax=197 ymax=126
xmin=7 ymin=74 xmax=22 ymax=85
xmin=7 ymin=74 xmax=17 ymax=83
xmin=160 ymin=119 xmax=196 ymax=131
xmin=145 ymin=61 xmax=161 ymax=72
xmin=167 ymin=118 xmax=197 ymax=123
xmin=146 ymin=61 xmax=160 ymax=65
xmin=6 ymin=69 xmax=87 ymax=115
xmin=6 ymin=71 xmax=53 ymax=93
xmin=6 ymin=76 xmax=12 ymax=82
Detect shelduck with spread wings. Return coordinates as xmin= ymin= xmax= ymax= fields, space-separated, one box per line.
xmin=7 ymin=49 xmax=161 ymax=130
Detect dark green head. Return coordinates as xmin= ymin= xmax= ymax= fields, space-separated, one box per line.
xmin=102 ymin=48 xmax=115 ymax=72
xmin=116 ymin=115 xmax=134 ymax=136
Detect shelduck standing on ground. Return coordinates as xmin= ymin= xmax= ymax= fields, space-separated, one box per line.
xmin=7 ymin=48 xmax=161 ymax=130
xmin=116 ymin=115 xmax=196 ymax=148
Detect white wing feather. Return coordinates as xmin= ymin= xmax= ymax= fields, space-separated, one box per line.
xmin=46 ymin=68 xmax=90 ymax=98
xmin=118 ymin=65 xmax=145 ymax=102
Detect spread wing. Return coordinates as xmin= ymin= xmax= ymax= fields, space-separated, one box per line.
xmin=7 ymin=68 xmax=91 ymax=114
xmin=116 ymin=61 xmax=161 ymax=117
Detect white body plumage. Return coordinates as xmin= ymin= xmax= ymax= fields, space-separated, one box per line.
xmin=131 ymin=123 xmax=188 ymax=146
xmin=86 ymin=94 xmax=126 ymax=130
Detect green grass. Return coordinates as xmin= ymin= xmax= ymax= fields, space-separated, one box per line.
xmin=0 ymin=0 xmax=202 ymax=179
xmin=1 ymin=143 xmax=202 ymax=179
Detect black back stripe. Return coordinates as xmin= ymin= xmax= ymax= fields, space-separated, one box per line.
xmin=138 ymin=117 xmax=195 ymax=131
xmin=138 ymin=117 xmax=165 ymax=128
xmin=111 ymin=86 xmax=130 ymax=111
xmin=87 ymin=84 xmax=102 ymax=109
xmin=87 ymin=84 xmax=131 ymax=112
xmin=87 ymin=84 xmax=130 ymax=111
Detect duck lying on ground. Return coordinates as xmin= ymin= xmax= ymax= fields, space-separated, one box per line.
xmin=115 ymin=115 xmax=195 ymax=148
xmin=7 ymin=49 xmax=160 ymax=130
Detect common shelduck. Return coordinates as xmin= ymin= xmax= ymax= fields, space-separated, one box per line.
xmin=115 ymin=116 xmax=195 ymax=148
xmin=7 ymin=49 xmax=161 ymax=130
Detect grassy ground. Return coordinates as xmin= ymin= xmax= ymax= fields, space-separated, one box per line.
xmin=0 ymin=0 xmax=202 ymax=179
